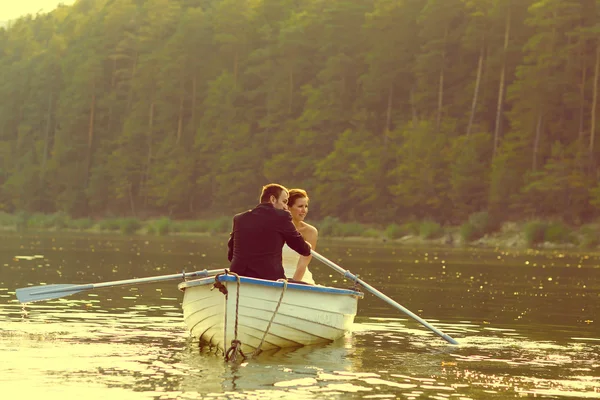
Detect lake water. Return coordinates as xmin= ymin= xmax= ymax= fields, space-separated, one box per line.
xmin=0 ymin=232 xmax=598 ymax=399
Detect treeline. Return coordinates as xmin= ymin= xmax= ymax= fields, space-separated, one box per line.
xmin=1 ymin=0 xmax=600 ymax=226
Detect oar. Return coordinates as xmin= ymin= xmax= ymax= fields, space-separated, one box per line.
xmin=311 ymin=250 xmax=459 ymax=345
xmin=16 ymin=268 xmax=226 ymax=304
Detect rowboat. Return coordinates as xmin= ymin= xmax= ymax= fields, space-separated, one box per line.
xmin=178 ymin=273 xmax=364 ymax=356
xmin=16 ymin=253 xmax=458 ymax=349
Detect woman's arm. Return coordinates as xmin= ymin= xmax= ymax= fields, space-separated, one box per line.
xmin=293 ymin=225 xmax=318 ymax=281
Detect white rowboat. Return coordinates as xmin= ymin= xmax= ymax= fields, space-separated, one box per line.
xmin=178 ymin=274 xmax=364 ymax=355
xmin=16 ymin=253 xmax=457 ymax=347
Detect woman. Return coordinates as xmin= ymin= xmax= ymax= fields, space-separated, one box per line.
xmin=282 ymin=188 xmax=318 ymax=284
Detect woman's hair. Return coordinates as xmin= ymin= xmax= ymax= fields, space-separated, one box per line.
xmin=288 ymin=188 xmax=309 ymax=207
xmin=260 ymin=183 xmax=287 ymax=203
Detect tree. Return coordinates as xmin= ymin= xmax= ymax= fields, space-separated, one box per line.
xmin=388 ymin=120 xmax=452 ymax=221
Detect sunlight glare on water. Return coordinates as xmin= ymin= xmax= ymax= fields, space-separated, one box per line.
xmin=1 ymin=234 xmax=599 ymax=399
xmin=1 ymin=305 xmax=186 ymax=399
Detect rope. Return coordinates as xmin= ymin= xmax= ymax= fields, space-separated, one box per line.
xmin=351 ymin=273 xmax=362 ymax=292
xmin=224 ymin=339 xmax=244 ymax=361
xmin=212 ymin=271 xmax=229 ymax=295
xmin=248 ymin=279 xmax=288 ymax=358
xmin=224 ymin=272 xmax=244 ymax=362
xmin=212 ymin=271 xmax=230 ymax=359
xmin=219 ymin=274 xmax=288 ymax=361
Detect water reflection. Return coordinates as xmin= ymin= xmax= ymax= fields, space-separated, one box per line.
xmin=352 ymin=317 xmax=600 ymax=398
xmin=179 ymin=336 xmax=363 ymax=396
xmin=1 ymin=233 xmax=600 ymax=399
xmin=1 ymin=304 xmax=599 ymax=399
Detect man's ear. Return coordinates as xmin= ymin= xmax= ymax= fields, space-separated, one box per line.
xmin=269 ymin=195 xmax=276 ymax=204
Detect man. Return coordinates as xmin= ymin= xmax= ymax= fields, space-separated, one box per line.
xmin=227 ymin=183 xmax=312 ymax=280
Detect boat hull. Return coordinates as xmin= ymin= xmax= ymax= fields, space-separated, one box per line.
xmin=178 ymin=275 xmax=363 ymax=354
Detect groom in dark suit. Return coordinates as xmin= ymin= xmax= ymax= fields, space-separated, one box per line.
xmin=228 ymin=183 xmax=312 ymax=281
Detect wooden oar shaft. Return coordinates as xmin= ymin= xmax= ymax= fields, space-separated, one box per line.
xmin=90 ymin=268 xmax=224 ymax=289
xmin=311 ymin=250 xmax=459 ymax=345
xmin=16 ymin=268 xmax=226 ymax=303
xmin=29 ymin=283 xmax=94 ymax=297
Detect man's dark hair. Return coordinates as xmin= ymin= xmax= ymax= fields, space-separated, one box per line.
xmin=260 ymin=183 xmax=288 ymax=203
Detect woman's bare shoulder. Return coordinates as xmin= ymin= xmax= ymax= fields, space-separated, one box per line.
xmin=302 ymin=222 xmax=318 ymax=237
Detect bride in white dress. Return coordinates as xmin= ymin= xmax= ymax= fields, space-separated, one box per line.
xmin=283 ymin=189 xmax=319 ymax=284
xmin=282 ymin=243 xmax=315 ymax=284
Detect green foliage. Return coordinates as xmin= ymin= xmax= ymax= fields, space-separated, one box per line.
xmin=459 ymin=222 xmax=478 ymax=243
xmin=120 ymin=218 xmax=142 ymax=235
xmin=150 ymin=217 xmax=172 ymax=236
xmin=543 ymin=222 xmax=572 ymax=244
xmin=401 ymin=221 xmax=421 ymax=236
xmin=579 ymin=235 xmax=599 ymax=250
xmin=460 ymin=211 xmax=497 ymax=242
xmin=173 ymin=220 xmax=207 ymax=233
xmin=173 ymin=217 xmax=231 ymax=234
xmin=469 ymin=211 xmax=492 ymax=232
xmin=449 ymin=134 xmax=493 ymax=221
xmin=1 ymin=0 xmax=599 ymax=228
xmin=146 ymin=225 xmax=157 ymax=235
xmin=579 ymin=223 xmax=600 ymax=249
xmin=336 ymin=222 xmax=369 ymax=237
xmin=67 ymin=218 xmax=94 ymax=230
xmin=523 ymin=221 xmax=547 ymax=247
xmin=524 ymin=220 xmax=574 ymax=247
xmin=316 ymin=216 xmax=373 ymax=238
xmin=385 ymin=224 xmax=404 ymax=239
xmin=98 ymin=219 xmax=122 ymax=231
xmin=0 ymin=212 xmax=17 ymax=227
xmin=27 ymin=212 xmax=70 ymax=230
xmin=211 ymin=217 xmax=233 ymax=234
xmin=15 ymin=211 xmax=29 ymax=232
xmin=518 ymin=143 xmax=590 ymax=222
xmin=316 ymin=216 xmax=341 ymax=237
xmin=419 ymin=220 xmax=443 ymax=239
xmin=388 ymin=120 xmax=452 ymax=221
xmin=384 ymin=221 xmax=421 ymax=239
xmin=363 ymin=228 xmax=382 ymax=238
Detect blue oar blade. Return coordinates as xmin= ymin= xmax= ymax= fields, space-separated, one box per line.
xmin=16 ymin=284 xmax=90 ymax=303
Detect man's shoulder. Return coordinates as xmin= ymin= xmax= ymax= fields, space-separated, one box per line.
xmin=273 ymin=208 xmax=292 ymax=219
xmin=234 ymin=205 xmax=289 ymax=219
xmin=233 ymin=209 xmax=253 ymax=220
xmin=253 ymin=203 xmax=291 ymax=220
xmin=262 ymin=207 xmax=293 ymax=224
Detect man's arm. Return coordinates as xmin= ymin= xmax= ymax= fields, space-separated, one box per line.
xmin=279 ymin=212 xmax=311 ymax=256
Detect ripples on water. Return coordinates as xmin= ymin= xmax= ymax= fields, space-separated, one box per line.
xmin=2 ymin=306 xmax=599 ymax=399
xmin=1 ymin=234 xmax=599 ymax=399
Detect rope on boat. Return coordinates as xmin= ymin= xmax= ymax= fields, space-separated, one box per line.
xmin=224 ymin=272 xmax=247 ymax=362
xmin=249 ymin=279 xmax=288 ymax=358
xmin=212 ymin=271 xmax=229 ymax=295
xmin=212 ymin=270 xmax=241 ymax=361
xmin=219 ymin=274 xmax=288 ymax=361
xmin=350 ymin=273 xmax=363 ymax=292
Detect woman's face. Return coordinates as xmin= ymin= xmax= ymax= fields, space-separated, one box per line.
xmin=289 ymin=197 xmax=309 ymax=222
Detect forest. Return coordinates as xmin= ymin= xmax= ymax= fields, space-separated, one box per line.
xmin=1 ymin=0 xmax=599 ymax=228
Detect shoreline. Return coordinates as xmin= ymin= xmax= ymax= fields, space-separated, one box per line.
xmin=0 ymin=221 xmax=595 ymax=253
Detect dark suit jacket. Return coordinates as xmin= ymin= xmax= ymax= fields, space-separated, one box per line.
xmin=228 ymin=203 xmax=312 ymax=280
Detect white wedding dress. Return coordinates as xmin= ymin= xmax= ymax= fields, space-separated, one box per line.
xmin=282 ymin=243 xmax=315 ymax=284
